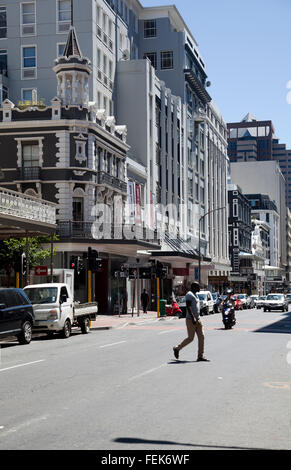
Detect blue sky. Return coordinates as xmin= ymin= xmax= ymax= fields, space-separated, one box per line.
xmin=141 ymin=0 xmax=291 ymax=147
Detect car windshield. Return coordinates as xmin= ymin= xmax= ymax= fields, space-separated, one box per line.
xmin=238 ymin=295 xmax=246 ymax=299
xmin=24 ymin=287 xmax=58 ymax=304
xmin=197 ymin=294 xmax=207 ymax=300
xmin=212 ymin=293 xmax=218 ymax=300
xmin=259 ymin=296 xmax=266 ymax=300
xmin=266 ymin=294 xmax=283 ymax=301
xmin=251 ymin=296 xmax=258 ymax=299
xmin=286 ymin=294 xmax=291 ymax=298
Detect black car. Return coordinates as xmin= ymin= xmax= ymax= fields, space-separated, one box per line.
xmin=0 ymin=288 xmax=34 ymax=344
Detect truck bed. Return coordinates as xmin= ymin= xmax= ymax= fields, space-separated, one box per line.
xmin=73 ymin=302 xmax=98 ymax=319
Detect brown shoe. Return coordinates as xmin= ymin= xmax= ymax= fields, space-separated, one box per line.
xmin=197 ymin=357 xmax=210 ymax=362
xmin=173 ymin=347 xmax=179 ymax=360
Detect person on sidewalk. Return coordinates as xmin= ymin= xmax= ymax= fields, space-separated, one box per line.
xmin=173 ymin=282 xmax=210 ymax=362
xmin=141 ymin=289 xmax=149 ymax=313
xmin=121 ymin=289 xmax=128 ymax=315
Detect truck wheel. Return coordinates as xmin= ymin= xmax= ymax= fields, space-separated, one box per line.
xmin=81 ymin=317 xmax=90 ymax=334
xmin=61 ymin=319 xmax=71 ymax=338
xmin=18 ymin=320 xmax=32 ymax=345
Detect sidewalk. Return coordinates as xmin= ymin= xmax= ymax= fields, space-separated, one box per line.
xmin=90 ymin=311 xmax=169 ymax=330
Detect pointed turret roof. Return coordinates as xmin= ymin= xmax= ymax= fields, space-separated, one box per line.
xmin=63 ymin=26 xmax=82 ymax=58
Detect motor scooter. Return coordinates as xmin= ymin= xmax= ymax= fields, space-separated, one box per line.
xmin=221 ymin=302 xmax=236 ymax=329
xmin=166 ymin=300 xmax=182 ymax=316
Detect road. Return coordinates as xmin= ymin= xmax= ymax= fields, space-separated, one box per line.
xmin=1 ymin=307 xmax=291 ymax=450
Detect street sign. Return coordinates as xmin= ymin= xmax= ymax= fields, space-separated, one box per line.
xmin=34 ymin=265 xmax=48 ymax=276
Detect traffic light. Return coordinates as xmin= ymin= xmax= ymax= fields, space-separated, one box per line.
xmin=70 ymin=256 xmax=77 ymax=270
xmin=21 ymin=253 xmax=27 ymax=276
xmin=156 ymin=261 xmax=167 ymax=279
xmin=88 ymin=247 xmax=102 ymax=272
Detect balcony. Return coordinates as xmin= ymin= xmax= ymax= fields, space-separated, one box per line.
xmin=57 ymin=220 xmax=160 ymax=244
xmin=97 ymin=171 xmax=127 ymax=193
xmin=19 ymin=166 xmax=41 ymax=180
xmin=184 ymin=68 xmax=211 ymax=105
xmin=0 ymin=186 xmax=56 ymax=233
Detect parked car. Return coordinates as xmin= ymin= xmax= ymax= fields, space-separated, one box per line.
xmin=285 ymin=293 xmax=291 ymax=304
xmin=197 ymin=291 xmax=214 ymax=315
xmin=237 ymin=294 xmax=251 ymax=309
xmin=250 ymin=295 xmax=258 ymax=308
xmin=0 ymin=288 xmax=34 ymax=344
xmin=256 ymin=295 xmax=267 ymax=309
xmin=263 ymin=294 xmax=288 ymax=312
xmin=232 ymin=294 xmax=243 ymax=310
xmin=177 ymin=296 xmax=186 ymax=318
xmin=212 ymin=292 xmax=222 ymax=313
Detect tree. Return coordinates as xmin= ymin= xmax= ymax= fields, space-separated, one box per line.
xmin=0 ymin=235 xmax=58 ymax=285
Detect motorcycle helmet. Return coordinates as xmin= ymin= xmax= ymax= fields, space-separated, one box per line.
xmin=226 ymin=288 xmax=233 ymax=295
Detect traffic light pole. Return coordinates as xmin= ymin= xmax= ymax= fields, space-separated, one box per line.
xmin=157 ymin=277 xmax=160 ymax=318
xmin=88 ymin=269 xmax=92 ymax=303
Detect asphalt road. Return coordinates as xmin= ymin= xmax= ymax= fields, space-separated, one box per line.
xmin=1 ymin=307 xmax=291 ymax=451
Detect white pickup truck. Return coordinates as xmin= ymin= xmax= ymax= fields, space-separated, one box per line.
xmin=24 ymin=283 xmax=98 ymax=338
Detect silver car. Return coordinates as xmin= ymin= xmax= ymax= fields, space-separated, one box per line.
xmin=263 ymin=294 xmax=288 ymax=312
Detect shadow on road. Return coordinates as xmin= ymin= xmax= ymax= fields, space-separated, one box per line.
xmin=168 ymin=360 xmax=197 ymax=364
xmin=113 ymin=437 xmax=266 ymax=450
xmin=254 ymin=312 xmax=291 ymax=334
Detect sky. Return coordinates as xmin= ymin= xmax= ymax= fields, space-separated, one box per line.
xmin=141 ymin=0 xmax=291 ymax=147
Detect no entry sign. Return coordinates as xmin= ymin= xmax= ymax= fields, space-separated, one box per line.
xmin=34 ymin=265 xmax=48 ymax=276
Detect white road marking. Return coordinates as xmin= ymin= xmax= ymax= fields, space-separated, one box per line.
xmin=0 ymin=359 xmax=45 ymax=373
xmin=158 ymin=329 xmax=177 ymax=335
xmin=0 ymin=415 xmax=48 ymax=437
xmin=99 ymin=341 xmax=127 ymax=349
xmin=116 ymin=322 xmax=129 ymax=329
xmin=129 ymin=363 xmax=167 ymax=381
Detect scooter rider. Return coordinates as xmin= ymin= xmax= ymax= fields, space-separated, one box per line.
xmin=221 ymin=288 xmax=236 ymax=322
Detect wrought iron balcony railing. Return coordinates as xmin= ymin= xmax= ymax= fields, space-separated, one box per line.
xmin=57 ymin=220 xmax=160 ymax=244
xmin=96 ymin=171 xmax=127 ymax=193
xmin=19 ymin=166 xmax=41 ymax=180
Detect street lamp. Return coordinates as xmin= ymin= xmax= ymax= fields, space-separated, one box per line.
xmin=198 ymin=206 xmax=226 ymax=286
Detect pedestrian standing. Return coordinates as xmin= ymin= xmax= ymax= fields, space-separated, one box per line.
xmin=121 ymin=289 xmax=128 ymax=315
xmin=141 ymin=289 xmax=149 ymax=313
xmin=173 ymin=282 xmax=210 ymax=362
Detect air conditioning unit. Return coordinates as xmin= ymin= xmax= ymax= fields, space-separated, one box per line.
xmin=22 ymin=24 xmax=35 ymax=36
xmin=23 ymin=68 xmax=36 ymax=79
xmin=58 ymin=22 xmax=70 ymax=33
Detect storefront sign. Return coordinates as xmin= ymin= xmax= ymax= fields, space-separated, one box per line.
xmin=173 ymin=268 xmax=189 ymax=276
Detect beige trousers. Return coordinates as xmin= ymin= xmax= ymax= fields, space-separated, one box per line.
xmin=176 ymin=318 xmax=205 ymax=359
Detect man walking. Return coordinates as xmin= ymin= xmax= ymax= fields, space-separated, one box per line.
xmin=173 ymin=282 xmax=209 ymax=362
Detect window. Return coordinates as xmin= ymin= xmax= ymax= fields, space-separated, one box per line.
xmin=21 ymin=2 xmax=36 ymax=36
xmin=21 ymin=88 xmax=37 ymax=103
xmin=57 ymin=43 xmax=65 ymax=56
xmin=0 ymin=48 xmax=7 ymax=72
xmin=0 ymin=6 xmax=7 ymax=39
xmin=161 ymin=51 xmax=173 ymax=69
xmin=143 ymin=52 xmax=157 ymax=69
xmin=22 ymin=45 xmax=36 ymax=78
xmin=57 ymin=0 xmax=71 ymax=33
xmin=73 ymin=197 xmax=84 ymax=221
xmin=22 ymin=142 xmax=39 ymax=167
xmin=144 ymin=20 xmax=156 ymax=38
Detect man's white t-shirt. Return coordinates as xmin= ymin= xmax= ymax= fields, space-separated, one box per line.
xmin=185 ymin=291 xmax=200 ymax=321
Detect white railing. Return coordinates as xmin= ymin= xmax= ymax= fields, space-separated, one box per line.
xmin=0 ymin=187 xmax=56 ymax=226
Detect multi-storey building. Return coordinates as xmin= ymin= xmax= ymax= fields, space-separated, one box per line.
xmin=0 ymin=0 xmax=230 ymax=297
xmin=227 ymin=184 xmax=252 ymax=292
xmin=228 ymin=113 xmax=291 ymax=209
xmin=245 ymin=194 xmax=279 ymax=268
xmin=0 ymin=27 xmax=160 ymax=312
